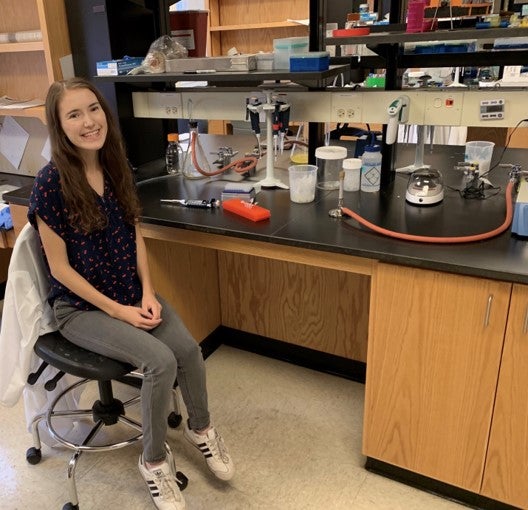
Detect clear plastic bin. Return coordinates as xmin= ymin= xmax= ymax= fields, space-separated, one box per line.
xmin=273 ymin=36 xmax=309 ymax=69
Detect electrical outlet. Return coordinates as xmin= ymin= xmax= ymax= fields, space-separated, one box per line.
xmin=331 ymin=93 xmax=363 ymax=122
xmin=132 ymin=92 xmax=183 ymax=118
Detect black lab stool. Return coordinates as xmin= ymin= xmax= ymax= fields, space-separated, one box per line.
xmin=26 ymin=331 xmax=186 ymax=510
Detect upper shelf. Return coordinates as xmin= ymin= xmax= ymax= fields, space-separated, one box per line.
xmin=0 ymin=41 xmax=44 ymax=53
xmin=209 ymin=21 xmax=304 ymax=32
xmin=326 ymin=26 xmax=528 ymax=45
xmin=327 ymin=26 xmax=528 ymax=68
xmin=0 ymin=106 xmax=46 ymax=123
xmin=95 ymin=65 xmax=350 ymax=89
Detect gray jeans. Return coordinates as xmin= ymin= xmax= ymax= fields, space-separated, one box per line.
xmin=53 ymin=295 xmax=210 ymax=463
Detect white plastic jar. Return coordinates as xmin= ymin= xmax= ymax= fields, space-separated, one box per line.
xmin=343 ymin=158 xmax=362 ymax=191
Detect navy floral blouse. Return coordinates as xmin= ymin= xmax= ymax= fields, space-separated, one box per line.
xmin=28 ymin=162 xmax=142 ymax=310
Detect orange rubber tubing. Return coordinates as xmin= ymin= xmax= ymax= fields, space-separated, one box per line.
xmin=341 ymin=180 xmax=515 ymax=244
xmin=190 ymin=131 xmax=258 ymax=177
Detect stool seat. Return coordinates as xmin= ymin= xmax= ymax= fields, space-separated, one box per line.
xmin=34 ymin=331 xmax=135 ymax=381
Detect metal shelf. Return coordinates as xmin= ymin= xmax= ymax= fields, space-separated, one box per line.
xmin=328 ymin=26 xmax=528 ymax=69
xmin=95 ymin=65 xmax=350 ymax=89
xmin=326 ymin=26 xmax=528 ymax=46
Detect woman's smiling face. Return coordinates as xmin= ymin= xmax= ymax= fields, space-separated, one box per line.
xmin=58 ymin=87 xmax=108 ymax=155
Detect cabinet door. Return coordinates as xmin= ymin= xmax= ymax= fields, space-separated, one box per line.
xmin=481 ymin=283 xmax=528 ymax=508
xmin=363 ymin=263 xmax=511 ymax=492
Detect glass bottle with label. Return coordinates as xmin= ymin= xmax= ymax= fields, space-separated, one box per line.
xmin=165 ymin=133 xmax=184 ymax=175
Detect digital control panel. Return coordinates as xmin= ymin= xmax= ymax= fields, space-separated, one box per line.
xmin=480 ymin=99 xmax=505 ymax=120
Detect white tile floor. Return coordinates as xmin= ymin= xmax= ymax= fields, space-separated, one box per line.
xmin=0 ymin=345 xmax=467 ymax=510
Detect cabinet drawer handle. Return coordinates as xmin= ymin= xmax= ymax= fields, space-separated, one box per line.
xmin=484 ymin=294 xmax=493 ymax=327
xmin=523 ymin=307 xmax=528 ymax=334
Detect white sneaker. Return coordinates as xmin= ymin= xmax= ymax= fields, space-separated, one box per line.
xmin=138 ymin=454 xmax=186 ymax=510
xmin=184 ymin=423 xmax=235 ymax=481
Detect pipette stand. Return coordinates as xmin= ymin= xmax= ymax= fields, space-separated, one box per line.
xmin=396 ymin=124 xmax=430 ymax=173
xmin=254 ymin=91 xmax=289 ymax=189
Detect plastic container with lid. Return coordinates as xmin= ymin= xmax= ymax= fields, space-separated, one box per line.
xmin=273 ymin=36 xmax=309 ymax=69
xmin=343 ymin=158 xmax=362 ymax=191
xmin=360 ymin=145 xmax=382 ymax=192
xmin=315 ymin=146 xmax=348 ymax=190
xmin=290 ymin=51 xmax=330 ymax=72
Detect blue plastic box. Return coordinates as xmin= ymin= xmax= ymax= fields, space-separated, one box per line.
xmin=289 ymin=52 xmax=330 ymax=72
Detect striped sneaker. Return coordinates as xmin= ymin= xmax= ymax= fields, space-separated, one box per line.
xmin=138 ymin=454 xmax=186 ymax=510
xmin=183 ymin=423 xmax=235 ymax=481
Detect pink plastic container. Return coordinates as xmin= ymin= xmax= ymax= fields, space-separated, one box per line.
xmin=406 ymin=1 xmax=426 ymax=33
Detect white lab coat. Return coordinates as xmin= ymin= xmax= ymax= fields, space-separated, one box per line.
xmin=0 ymin=223 xmax=82 ymax=446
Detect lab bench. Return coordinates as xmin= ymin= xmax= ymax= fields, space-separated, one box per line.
xmin=132 ymin=141 xmax=528 ymax=510
xmin=4 ymin=141 xmax=528 ymax=510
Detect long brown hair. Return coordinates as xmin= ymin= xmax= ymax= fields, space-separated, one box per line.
xmin=45 ymin=77 xmax=141 ymax=232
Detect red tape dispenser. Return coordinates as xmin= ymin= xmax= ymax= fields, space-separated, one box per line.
xmin=222 ymin=198 xmax=271 ymax=222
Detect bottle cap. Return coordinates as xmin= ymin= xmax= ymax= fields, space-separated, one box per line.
xmin=167 ymin=133 xmax=179 ymax=142
xmin=343 ymin=158 xmax=362 ymax=170
xmin=364 ymin=144 xmax=381 ymax=152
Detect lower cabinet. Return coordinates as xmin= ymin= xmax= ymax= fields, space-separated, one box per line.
xmin=363 ymin=263 xmax=511 ymax=493
xmin=217 ymin=251 xmax=370 ymax=361
xmin=481 ymin=283 xmax=528 ymax=509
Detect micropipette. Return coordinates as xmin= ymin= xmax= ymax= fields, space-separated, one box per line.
xmin=160 ymin=199 xmax=219 ymax=209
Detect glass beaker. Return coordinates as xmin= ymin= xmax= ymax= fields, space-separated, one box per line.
xmin=290 ymin=123 xmax=309 ymax=165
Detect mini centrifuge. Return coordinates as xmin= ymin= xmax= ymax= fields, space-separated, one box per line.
xmin=405 ymin=168 xmax=444 ymax=206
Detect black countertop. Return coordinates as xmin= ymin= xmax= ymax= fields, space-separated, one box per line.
xmin=5 ymin=139 xmax=528 ymax=284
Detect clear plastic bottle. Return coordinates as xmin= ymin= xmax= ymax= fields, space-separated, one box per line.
xmin=360 ymin=145 xmax=382 ymax=192
xmin=165 ymin=133 xmax=183 ymax=175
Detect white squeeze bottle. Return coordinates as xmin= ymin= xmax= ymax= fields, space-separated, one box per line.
xmin=360 ymin=144 xmax=382 ymax=192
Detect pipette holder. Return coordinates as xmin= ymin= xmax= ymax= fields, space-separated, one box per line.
xmin=247 ymin=91 xmax=290 ymax=189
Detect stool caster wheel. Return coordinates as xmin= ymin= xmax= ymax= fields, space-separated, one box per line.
xmin=26 ymin=447 xmax=42 ymax=465
xmin=176 ymin=471 xmax=188 ymax=491
xmin=62 ymin=503 xmax=79 ymax=510
xmin=168 ymin=411 xmax=182 ymax=428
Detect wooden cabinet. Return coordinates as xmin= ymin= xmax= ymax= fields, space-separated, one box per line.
xmin=363 ymin=263 xmax=511 ymax=492
xmin=481 ymin=283 xmax=528 ymax=509
xmin=217 ymin=251 xmax=370 ymax=361
xmin=0 ymin=0 xmax=71 ymax=123
xmin=205 ymin=0 xmax=309 ymax=56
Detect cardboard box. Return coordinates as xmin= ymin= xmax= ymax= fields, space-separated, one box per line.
xmin=96 ymin=57 xmax=143 ymax=76
xmin=165 ymin=55 xmax=256 ymax=73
